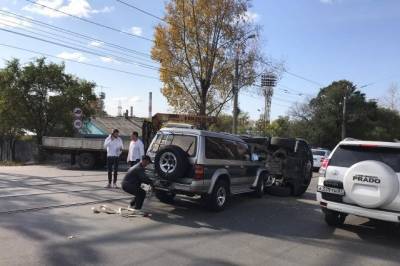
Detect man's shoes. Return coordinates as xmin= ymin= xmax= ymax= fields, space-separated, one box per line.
xmin=105 ymin=184 xmax=111 ymax=188
xmin=129 ymin=199 xmax=136 ymax=208
xmin=113 ymin=183 xmax=119 ymax=189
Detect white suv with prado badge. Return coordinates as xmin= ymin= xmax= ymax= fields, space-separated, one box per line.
xmin=316 ymin=139 xmax=400 ymax=227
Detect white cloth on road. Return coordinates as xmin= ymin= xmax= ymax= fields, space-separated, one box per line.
xmin=104 ymin=135 xmax=123 ymax=157
xmin=127 ymin=139 xmax=145 ymax=162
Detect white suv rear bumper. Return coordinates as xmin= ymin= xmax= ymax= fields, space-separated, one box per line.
xmin=317 ymin=192 xmax=400 ymax=223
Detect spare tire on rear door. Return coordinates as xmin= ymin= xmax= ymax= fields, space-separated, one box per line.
xmin=154 ymin=145 xmax=189 ymax=180
xmin=270 ymin=137 xmax=296 ymax=151
xmin=343 ymin=160 xmax=399 ymax=208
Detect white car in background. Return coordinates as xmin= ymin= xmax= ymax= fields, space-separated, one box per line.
xmin=316 ymin=139 xmax=400 ymax=227
xmin=312 ymin=148 xmax=330 ymax=171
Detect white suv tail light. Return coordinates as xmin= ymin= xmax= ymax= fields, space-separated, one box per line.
xmin=319 ymin=158 xmax=330 ymax=176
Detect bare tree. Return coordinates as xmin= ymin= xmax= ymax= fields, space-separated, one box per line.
xmin=289 ymin=98 xmax=313 ymax=121
xmin=381 ymin=83 xmax=400 ymax=112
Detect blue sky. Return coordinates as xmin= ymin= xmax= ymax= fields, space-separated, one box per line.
xmin=0 ymin=0 xmax=399 ymax=120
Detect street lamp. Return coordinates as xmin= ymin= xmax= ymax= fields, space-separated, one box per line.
xmin=232 ymin=34 xmax=256 ymax=134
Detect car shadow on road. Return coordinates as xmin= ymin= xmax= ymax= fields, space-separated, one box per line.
xmin=147 ymin=192 xmax=400 ymax=264
xmin=2 ymin=167 xmax=400 ymax=265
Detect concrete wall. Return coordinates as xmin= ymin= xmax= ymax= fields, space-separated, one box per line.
xmin=0 ymin=139 xmax=39 ymax=162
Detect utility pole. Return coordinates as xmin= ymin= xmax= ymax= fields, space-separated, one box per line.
xmin=148 ymin=92 xmax=153 ymax=119
xmin=232 ymin=34 xmax=256 ymax=134
xmin=341 ymin=85 xmax=348 ymax=140
xmin=232 ymin=53 xmax=239 ymax=134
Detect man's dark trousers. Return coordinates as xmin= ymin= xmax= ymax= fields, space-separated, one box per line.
xmin=122 ymin=181 xmax=146 ymax=209
xmin=129 ymin=159 xmax=140 ymax=167
xmin=107 ymin=156 xmax=119 ymax=184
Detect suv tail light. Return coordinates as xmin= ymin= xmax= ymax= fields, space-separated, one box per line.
xmin=319 ymin=158 xmax=330 ymax=176
xmin=194 ymin=165 xmax=205 ymax=180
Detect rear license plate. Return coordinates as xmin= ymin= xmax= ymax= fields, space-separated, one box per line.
xmin=317 ymin=185 xmax=344 ymax=196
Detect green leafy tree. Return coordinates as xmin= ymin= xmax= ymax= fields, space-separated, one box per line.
xmin=0 ymin=62 xmax=25 ymax=160
xmin=209 ymin=112 xmax=251 ymax=133
xmin=0 ymin=58 xmax=97 ymax=145
xmin=265 ymin=116 xmax=291 ymax=137
xmin=288 ymin=80 xmax=400 ymax=148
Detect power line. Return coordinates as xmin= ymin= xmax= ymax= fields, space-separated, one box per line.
xmin=284 ymin=70 xmax=324 ymax=87
xmin=243 ymin=91 xmax=298 ymax=105
xmin=0 ymin=28 xmax=161 ymax=72
xmin=24 ymin=0 xmax=154 ymax=42
xmin=268 ymin=64 xmax=324 ymax=87
xmin=0 ymin=43 xmax=159 ymax=80
xmin=0 ymin=18 xmax=156 ymax=65
xmin=275 ymin=90 xmax=304 ymax=99
xmin=0 ymin=9 xmax=152 ymax=58
xmin=115 ymin=0 xmax=165 ymax=22
xmin=279 ymin=84 xmax=315 ymax=97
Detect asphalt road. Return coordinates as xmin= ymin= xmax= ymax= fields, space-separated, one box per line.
xmin=0 ymin=165 xmax=399 ymax=266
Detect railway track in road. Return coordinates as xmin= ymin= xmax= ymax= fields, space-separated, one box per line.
xmin=0 ymin=173 xmax=105 ymax=182
xmin=0 ymin=174 xmax=133 ymax=215
xmin=0 ymin=187 xmax=111 ymax=199
xmin=0 ymin=179 xmax=106 ymax=190
xmin=0 ymin=195 xmax=132 ymax=215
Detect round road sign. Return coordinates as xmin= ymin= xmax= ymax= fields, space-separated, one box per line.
xmin=73 ymin=107 xmax=83 ymax=118
xmin=73 ymin=119 xmax=83 ymax=129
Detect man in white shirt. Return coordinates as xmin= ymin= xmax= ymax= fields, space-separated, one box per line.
xmin=127 ymin=131 xmax=145 ymax=167
xmin=104 ymin=129 xmax=123 ymax=188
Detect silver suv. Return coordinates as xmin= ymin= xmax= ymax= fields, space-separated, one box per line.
xmin=146 ymin=127 xmax=268 ymax=211
xmin=317 ymin=139 xmax=400 ymax=226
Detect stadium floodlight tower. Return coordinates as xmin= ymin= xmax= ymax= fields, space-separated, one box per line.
xmin=261 ymin=73 xmax=277 ymax=125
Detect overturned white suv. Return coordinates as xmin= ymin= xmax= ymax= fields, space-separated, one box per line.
xmin=317 ymin=139 xmax=400 ymax=226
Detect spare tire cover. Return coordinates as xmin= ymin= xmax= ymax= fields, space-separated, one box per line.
xmin=343 ymin=160 xmax=399 ymax=208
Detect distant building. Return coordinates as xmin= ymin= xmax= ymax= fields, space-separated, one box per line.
xmin=80 ymin=116 xmax=145 ymax=138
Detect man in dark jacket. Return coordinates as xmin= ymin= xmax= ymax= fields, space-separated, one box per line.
xmin=121 ymin=155 xmax=153 ymax=210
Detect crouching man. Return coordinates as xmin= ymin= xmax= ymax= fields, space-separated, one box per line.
xmin=121 ymin=155 xmax=153 ymax=211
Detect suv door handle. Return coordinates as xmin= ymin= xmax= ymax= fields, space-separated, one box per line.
xmin=225 ymin=165 xmax=230 ymax=169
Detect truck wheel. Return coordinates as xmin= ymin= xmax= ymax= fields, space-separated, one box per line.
xmin=270 ymin=137 xmax=296 ymax=151
xmin=154 ymin=145 xmax=189 ymax=180
xmin=78 ymin=153 xmax=95 ymax=170
xmin=155 ymin=190 xmax=175 ymax=204
xmin=254 ymin=173 xmax=266 ymax=198
xmin=206 ymin=180 xmax=229 ymax=212
xmin=324 ymin=209 xmax=346 ymax=227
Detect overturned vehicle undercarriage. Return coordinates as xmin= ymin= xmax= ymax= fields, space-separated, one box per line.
xmin=241 ymin=136 xmax=313 ymax=197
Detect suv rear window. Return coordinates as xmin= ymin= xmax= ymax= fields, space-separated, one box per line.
xmin=330 ymin=145 xmax=400 ymax=172
xmin=149 ymin=133 xmax=197 ymax=157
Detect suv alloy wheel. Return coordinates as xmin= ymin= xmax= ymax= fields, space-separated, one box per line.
xmin=207 ymin=179 xmax=229 ymax=212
